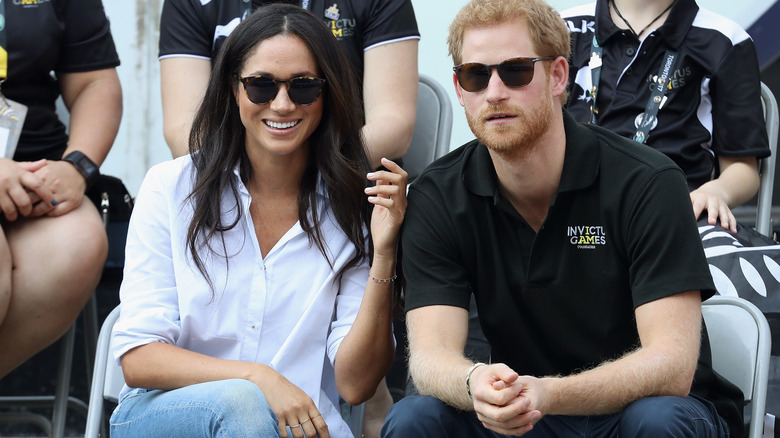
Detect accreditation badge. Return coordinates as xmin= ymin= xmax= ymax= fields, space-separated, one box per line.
xmin=0 ymin=92 xmax=27 ymax=159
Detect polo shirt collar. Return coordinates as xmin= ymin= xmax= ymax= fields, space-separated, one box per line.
xmin=462 ymin=113 xmax=600 ymax=200
xmin=595 ymin=0 xmax=698 ymax=50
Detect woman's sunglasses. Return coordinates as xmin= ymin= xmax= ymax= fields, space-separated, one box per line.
xmin=237 ymin=75 xmax=326 ymax=106
xmin=453 ymin=57 xmax=556 ymax=92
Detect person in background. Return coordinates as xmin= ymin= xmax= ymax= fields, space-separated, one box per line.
xmin=381 ymin=0 xmax=742 ymax=436
xmin=0 ymin=0 xmax=121 ymax=379
xmin=562 ymin=0 xmax=769 ymax=234
xmin=110 ymin=5 xmax=407 ymax=437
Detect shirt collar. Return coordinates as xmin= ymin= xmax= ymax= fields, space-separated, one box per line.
xmin=463 ymin=113 xmax=601 ymax=200
xmin=595 ymin=0 xmax=698 ymax=50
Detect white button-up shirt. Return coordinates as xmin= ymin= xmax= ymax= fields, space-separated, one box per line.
xmin=112 ymin=157 xmax=369 ymax=437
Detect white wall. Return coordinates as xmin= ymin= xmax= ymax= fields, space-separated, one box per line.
xmin=101 ymin=0 xmax=775 ymax=196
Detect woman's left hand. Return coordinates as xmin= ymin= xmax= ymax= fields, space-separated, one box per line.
xmin=365 ymin=158 xmax=408 ymax=257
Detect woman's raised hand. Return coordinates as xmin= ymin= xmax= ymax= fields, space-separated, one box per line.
xmin=365 ymin=158 xmax=408 ymax=258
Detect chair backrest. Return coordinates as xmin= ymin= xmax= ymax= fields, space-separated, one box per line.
xmin=755 ymin=82 xmax=779 ymax=238
xmin=85 ymin=306 xmax=124 ymax=438
xmin=702 ymin=295 xmax=772 ymax=438
xmin=401 ymin=74 xmax=453 ymax=181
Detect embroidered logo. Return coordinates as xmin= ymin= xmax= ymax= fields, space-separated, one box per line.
xmin=568 ymin=225 xmax=606 ymax=249
xmin=12 ymin=0 xmax=52 ymax=6
xmin=324 ymin=4 xmax=340 ymax=21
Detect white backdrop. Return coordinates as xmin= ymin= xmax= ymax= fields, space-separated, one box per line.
xmin=100 ymin=0 xmax=776 ymax=195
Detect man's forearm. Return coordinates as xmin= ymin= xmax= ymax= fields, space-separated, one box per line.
xmin=409 ymin=346 xmax=476 ymax=411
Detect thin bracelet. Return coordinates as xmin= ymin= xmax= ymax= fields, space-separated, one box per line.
xmin=370 ymin=274 xmax=397 ymax=283
xmin=465 ymin=362 xmax=486 ymax=399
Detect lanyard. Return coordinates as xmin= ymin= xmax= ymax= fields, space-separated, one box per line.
xmin=240 ymin=0 xmax=312 ymax=19
xmin=0 ymin=0 xmax=6 ymax=79
xmin=588 ymin=36 xmax=678 ymax=144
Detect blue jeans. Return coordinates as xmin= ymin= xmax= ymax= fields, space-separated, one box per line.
xmin=110 ymin=378 xmax=281 ymax=438
xmin=381 ymin=394 xmax=730 ymax=438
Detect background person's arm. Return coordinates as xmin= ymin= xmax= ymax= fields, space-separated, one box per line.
xmin=35 ymin=68 xmax=122 ymax=217
xmin=690 ymin=156 xmax=759 ymax=233
xmin=160 ymin=57 xmax=212 ymax=158
xmin=361 ymin=39 xmax=418 ymax=169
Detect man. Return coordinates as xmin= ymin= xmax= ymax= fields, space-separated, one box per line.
xmin=381 ymin=0 xmax=742 ymax=436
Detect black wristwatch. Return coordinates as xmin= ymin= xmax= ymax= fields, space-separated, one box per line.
xmin=62 ymin=151 xmax=100 ymax=190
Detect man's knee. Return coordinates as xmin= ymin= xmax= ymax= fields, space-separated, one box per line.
xmin=620 ymin=396 xmax=726 ymax=438
xmin=382 ymin=395 xmax=467 ymax=438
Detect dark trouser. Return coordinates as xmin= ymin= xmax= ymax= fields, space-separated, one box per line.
xmin=381 ymin=394 xmax=729 ymax=438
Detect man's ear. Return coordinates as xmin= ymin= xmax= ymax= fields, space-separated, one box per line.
xmin=453 ymin=72 xmax=466 ymax=107
xmin=549 ymin=56 xmax=569 ymax=100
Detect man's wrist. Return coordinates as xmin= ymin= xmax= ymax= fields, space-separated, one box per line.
xmin=61 ymin=151 xmax=100 ymax=190
xmin=465 ymin=362 xmax=486 ymax=400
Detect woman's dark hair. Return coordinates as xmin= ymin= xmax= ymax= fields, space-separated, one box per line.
xmin=186 ymin=4 xmax=371 ymax=290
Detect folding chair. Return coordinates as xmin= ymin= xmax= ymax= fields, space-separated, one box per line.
xmin=84 ymin=306 xmax=122 ymax=438
xmin=401 ymin=74 xmax=454 ymax=181
xmin=734 ymin=82 xmax=778 ymax=238
xmin=0 ymin=300 xmax=96 ymax=437
xmin=702 ymin=295 xmax=772 ymax=438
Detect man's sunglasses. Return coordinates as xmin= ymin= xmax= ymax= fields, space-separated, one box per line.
xmin=453 ymin=57 xmax=556 ymax=92
xmin=237 ymin=75 xmax=326 ymax=106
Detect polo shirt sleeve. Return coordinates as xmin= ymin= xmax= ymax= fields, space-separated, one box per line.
xmin=159 ymin=0 xmax=215 ymax=59
xmin=626 ymin=166 xmax=716 ymax=307
xmin=362 ymin=0 xmax=420 ymax=50
xmin=402 ymin=183 xmax=473 ymax=312
xmin=709 ymin=38 xmax=770 ymax=160
xmin=55 ymin=0 xmax=119 ymax=73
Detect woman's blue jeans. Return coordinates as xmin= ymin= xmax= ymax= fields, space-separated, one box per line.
xmin=110 ymin=378 xmax=281 ymax=438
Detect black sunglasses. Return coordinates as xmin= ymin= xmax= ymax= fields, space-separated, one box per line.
xmin=453 ymin=57 xmax=556 ymax=92
xmin=237 ymin=75 xmax=326 ymax=106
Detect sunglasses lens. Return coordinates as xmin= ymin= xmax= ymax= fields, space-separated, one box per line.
xmin=288 ymin=78 xmax=324 ymax=106
xmin=244 ymin=76 xmax=279 ymax=104
xmin=457 ymin=63 xmax=491 ymax=92
xmin=498 ymin=58 xmax=535 ymax=88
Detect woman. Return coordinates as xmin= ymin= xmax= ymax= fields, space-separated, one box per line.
xmin=109 ymin=4 xmax=406 ymax=437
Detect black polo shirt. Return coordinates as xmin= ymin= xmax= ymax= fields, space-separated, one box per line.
xmin=159 ymin=0 xmax=419 ymax=87
xmin=2 ymin=0 xmax=119 ymax=161
xmin=563 ymin=0 xmax=769 ymax=190
xmin=402 ymin=113 xmax=742 ymax=435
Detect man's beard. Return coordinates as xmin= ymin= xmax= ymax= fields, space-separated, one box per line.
xmin=466 ymin=92 xmax=553 ymax=160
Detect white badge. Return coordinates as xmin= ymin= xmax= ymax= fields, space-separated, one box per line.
xmin=0 ymin=95 xmax=27 ymax=159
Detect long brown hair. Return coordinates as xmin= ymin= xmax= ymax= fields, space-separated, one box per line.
xmin=186 ymin=4 xmax=370 ymax=291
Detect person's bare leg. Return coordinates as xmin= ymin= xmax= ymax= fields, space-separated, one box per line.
xmin=0 ymin=228 xmax=11 ymax=324
xmin=363 ymin=378 xmax=395 ymax=438
xmin=0 ymin=200 xmax=107 ymax=378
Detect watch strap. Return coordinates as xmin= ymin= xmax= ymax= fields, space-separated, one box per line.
xmin=62 ymin=151 xmax=100 ymax=190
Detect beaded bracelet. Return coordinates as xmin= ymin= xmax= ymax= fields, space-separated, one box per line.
xmin=370 ymin=274 xmax=397 ymax=283
xmin=465 ymin=362 xmax=486 ymax=399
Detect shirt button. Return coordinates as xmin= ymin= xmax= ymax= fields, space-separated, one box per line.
xmin=626 ymin=67 xmax=633 ymax=76
xmin=626 ymin=47 xmax=635 ymax=56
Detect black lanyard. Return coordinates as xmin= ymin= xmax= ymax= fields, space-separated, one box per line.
xmin=588 ymin=35 xmax=678 ymax=144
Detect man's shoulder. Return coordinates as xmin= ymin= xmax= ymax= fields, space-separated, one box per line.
xmin=577 ymin=121 xmax=682 ymax=174
xmin=411 ymin=139 xmax=480 ymax=193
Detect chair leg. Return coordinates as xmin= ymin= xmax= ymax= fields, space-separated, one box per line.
xmin=51 ymin=323 xmax=76 ymax=438
xmin=83 ymin=295 xmax=100 ymax=388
